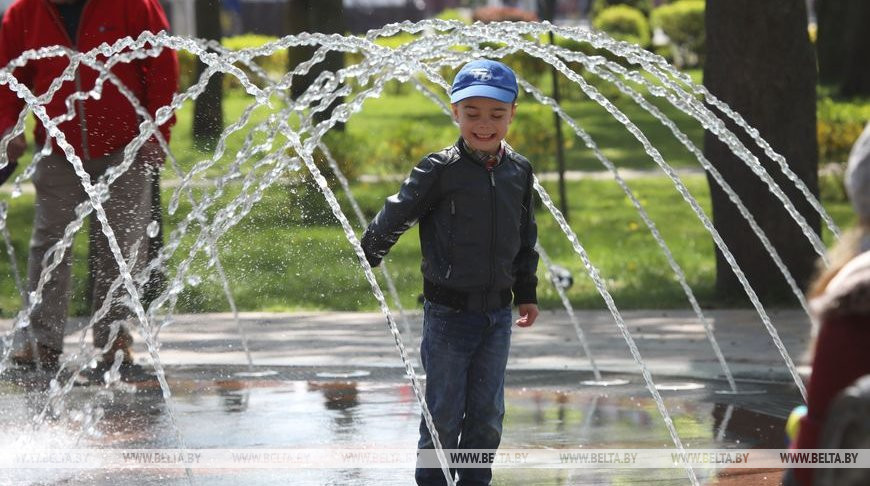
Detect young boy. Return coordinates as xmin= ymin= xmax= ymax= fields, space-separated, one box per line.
xmin=361 ymin=59 xmax=539 ymax=486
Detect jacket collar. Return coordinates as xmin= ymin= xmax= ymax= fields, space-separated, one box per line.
xmin=456 ymin=137 xmax=504 ymax=168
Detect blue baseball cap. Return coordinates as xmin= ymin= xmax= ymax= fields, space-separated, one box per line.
xmin=450 ymin=59 xmax=518 ymax=104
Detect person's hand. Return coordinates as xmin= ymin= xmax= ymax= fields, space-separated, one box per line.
xmin=137 ymin=140 xmax=165 ymax=165
xmin=4 ymin=132 xmax=26 ymax=165
xmin=1 ymin=132 xmax=25 ymax=185
xmin=515 ymin=303 xmax=538 ymax=328
xmin=363 ymin=248 xmax=382 ymax=268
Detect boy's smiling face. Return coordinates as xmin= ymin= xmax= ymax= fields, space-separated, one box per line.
xmin=452 ymin=97 xmax=516 ymax=154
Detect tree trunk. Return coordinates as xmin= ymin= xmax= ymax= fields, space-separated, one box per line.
xmin=193 ymin=0 xmax=224 ymax=150
xmin=286 ymin=0 xmax=345 ymax=128
xmin=703 ymin=0 xmax=820 ymax=303
xmin=815 ymin=0 xmax=870 ymax=97
xmin=538 ymin=0 xmax=569 ymax=221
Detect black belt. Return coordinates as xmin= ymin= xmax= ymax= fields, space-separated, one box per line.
xmin=424 ymin=279 xmax=512 ymax=312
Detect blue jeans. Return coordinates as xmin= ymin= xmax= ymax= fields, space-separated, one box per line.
xmin=415 ymin=300 xmax=513 ymax=486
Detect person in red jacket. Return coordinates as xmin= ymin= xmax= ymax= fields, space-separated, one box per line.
xmin=0 ymin=0 xmax=178 ymax=380
xmin=785 ymin=122 xmax=870 ymax=486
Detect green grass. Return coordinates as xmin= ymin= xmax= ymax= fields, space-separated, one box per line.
xmin=537 ymin=176 xmax=718 ymax=309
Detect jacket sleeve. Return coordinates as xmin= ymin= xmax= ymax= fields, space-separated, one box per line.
xmin=512 ymin=167 xmax=539 ymax=304
xmin=0 ymin=5 xmax=31 ymax=137
xmin=131 ymin=0 xmax=179 ymax=145
xmin=361 ymin=155 xmax=443 ymax=267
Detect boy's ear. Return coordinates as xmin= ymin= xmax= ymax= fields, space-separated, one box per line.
xmin=509 ymin=102 xmax=517 ymax=121
xmin=451 ymin=103 xmax=460 ymax=121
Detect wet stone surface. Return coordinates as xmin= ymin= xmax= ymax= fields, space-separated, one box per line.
xmin=0 ymin=365 xmax=800 ymax=485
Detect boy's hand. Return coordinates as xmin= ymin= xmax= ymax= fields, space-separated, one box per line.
xmin=1 ymin=132 xmax=24 ymax=185
xmin=515 ymin=303 xmax=538 ymax=328
xmin=4 ymin=132 xmax=26 ymax=165
xmin=362 ymin=247 xmax=382 ymax=268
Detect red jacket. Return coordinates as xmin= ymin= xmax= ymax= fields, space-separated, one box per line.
xmin=0 ymin=0 xmax=178 ymax=160
xmin=792 ymin=249 xmax=870 ymax=486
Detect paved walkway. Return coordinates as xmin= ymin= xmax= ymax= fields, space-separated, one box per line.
xmin=0 ymin=310 xmax=808 ymax=486
xmin=32 ymin=307 xmax=814 ymax=386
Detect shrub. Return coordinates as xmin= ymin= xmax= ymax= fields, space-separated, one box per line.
xmin=501 ymin=50 xmax=549 ymax=93
xmin=222 ymin=34 xmax=287 ymax=91
xmin=372 ymin=32 xmax=418 ymax=49
xmin=509 ymin=105 xmax=575 ymax=172
xmin=379 ymin=121 xmax=433 ymax=174
xmin=817 ymin=97 xmax=870 ymax=165
xmin=650 ymin=0 xmax=705 ymax=68
xmin=223 ymin=34 xmax=287 ymax=76
xmin=176 ymin=35 xmax=288 ymax=92
xmin=436 ymin=8 xmax=471 ymax=24
xmin=591 ymin=0 xmax=653 ymax=18
xmin=549 ymin=32 xmax=638 ymax=101
xmin=816 ymin=96 xmax=870 ymax=201
xmin=366 ymin=32 xmax=421 ymax=95
xmin=593 ymin=5 xmax=651 ymax=48
xmin=553 ymin=33 xmax=589 ymax=55
xmin=177 ymin=49 xmax=198 ymax=92
xmin=472 ymin=6 xmax=538 ymax=23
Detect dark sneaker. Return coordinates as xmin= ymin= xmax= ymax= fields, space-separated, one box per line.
xmin=83 ymin=334 xmax=157 ymax=384
xmin=10 ymin=344 xmax=61 ymax=372
xmin=87 ymin=359 xmax=157 ymax=385
xmin=116 ymin=361 xmax=158 ymax=384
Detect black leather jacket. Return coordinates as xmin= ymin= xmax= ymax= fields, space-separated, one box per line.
xmin=361 ymin=139 xmax=538 ymax=309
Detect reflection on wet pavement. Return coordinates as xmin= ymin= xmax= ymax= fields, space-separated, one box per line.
xmin=0 ymin=366 xmax=799 ymax=485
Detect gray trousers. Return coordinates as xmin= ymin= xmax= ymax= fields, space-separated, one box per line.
xmin=27 ymin=149 xmax=152 ymax=352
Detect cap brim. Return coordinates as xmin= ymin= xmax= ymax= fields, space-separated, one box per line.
xmin=450 ymin=85 xmax=516 ymax=104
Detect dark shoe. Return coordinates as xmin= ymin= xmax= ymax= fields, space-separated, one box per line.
xmin=89 ymin=358 xmax=157 ymax=385
xmin=10 ymin=344 xmax=61 ymax=372
xmin=85 ymin=334 xmax=156 ymax=384
xmin=115 ymin=361 xmax=157 ymax=384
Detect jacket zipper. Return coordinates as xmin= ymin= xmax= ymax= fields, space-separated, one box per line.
xmin=487 ymin=166 xmax=497 ymax=305
xmin=46 ymin=0 xmax=93 ymax=160
xmin=445 ymin=198 xmax=455 ymax=279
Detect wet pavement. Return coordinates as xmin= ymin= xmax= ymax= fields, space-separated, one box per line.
xmin=0 ymin=309 xmax=810 ymax=485
xmin=46 ymin=308 xmax=812 ymax=383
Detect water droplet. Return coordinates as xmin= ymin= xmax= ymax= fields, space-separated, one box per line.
xmin=146 ymin=220 xmax=160 ymax=238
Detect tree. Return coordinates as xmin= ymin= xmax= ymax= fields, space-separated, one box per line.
xmin=537 ymin=0 xmax=569 ymax=221
xmin=703 ymin=0 xmax=820 ymax=303
xmin=193 ymin=0 xmax=224 ymax=150
xmin=815 ymin=0 xmax=870 ymax=97
xmin=286 ymin=0 xmax=345 ymax=128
